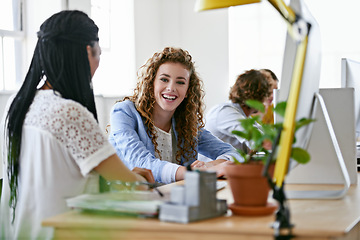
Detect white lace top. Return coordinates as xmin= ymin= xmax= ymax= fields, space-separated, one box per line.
xmin=153 ymin=127 xmax=180 ymax=183
xmin=0 ymin=90 xmax=116 ymax=240
xmin=23 ymin=90 xmax=113 ymax=174
xmin=154 ymin=127 xmax=173 ymax=163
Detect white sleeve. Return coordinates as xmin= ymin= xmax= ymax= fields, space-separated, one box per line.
xmin=161 ymin=162 xmax=180 ymax=184
xmin=30 ymin=100 xmax=116 ymax=177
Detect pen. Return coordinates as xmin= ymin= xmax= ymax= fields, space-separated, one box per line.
xmin=139 ymin=182 xmax=164 ymax=197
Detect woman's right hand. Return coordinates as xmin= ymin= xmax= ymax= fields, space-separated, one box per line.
xmin=94 ymin=153 xmax=155 ymax=189
xmin=198 ymin=160 xmax=232 ymax=178
xmin=132 ymin=167 xmax=155 ymax=183
xmin=190 ymin=160 xmax=206 ymax=168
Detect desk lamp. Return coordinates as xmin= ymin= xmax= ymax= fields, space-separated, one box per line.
xmin=195 ymin=0 xmax=312 ymax=238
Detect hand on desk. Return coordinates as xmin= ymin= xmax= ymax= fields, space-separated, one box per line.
xmin=190 ymin=160 xmax=206 ymax=168
xmin=191 ymin=159 xmax=231 ymax=178
xmin=132 ymin=167 xmax=155 ymax=183
xmin=175 ymin=159 xmax=231 ymax=181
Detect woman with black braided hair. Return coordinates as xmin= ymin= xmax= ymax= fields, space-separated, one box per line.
xmin=0 ymin=10 xmax=153 ymax=239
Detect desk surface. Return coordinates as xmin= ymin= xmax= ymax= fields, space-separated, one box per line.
xmin=43 ymin=175 xmax=360 ymax=240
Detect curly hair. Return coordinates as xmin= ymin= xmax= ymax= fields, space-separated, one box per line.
xmin=229 ymin=69 xmax=270 ymax=108
xmin=261 ymin=68 xmax=278 ymax=82
xmin=123 ymin=47 xmax=204 ymax=164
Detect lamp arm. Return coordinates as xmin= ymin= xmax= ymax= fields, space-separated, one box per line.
xmin=273 ymin=35 xmax=309 ymax=187
xmin=267 ymin=0 xmax=311 ymax=42
xmin=267 ymin=0 xmax=296 ymax=24
xmin=264 ymin=0 xmax=312 ymax=188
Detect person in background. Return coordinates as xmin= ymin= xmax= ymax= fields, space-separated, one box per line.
xmin=258 ymin=69 xmax=279 ymax=124
xmin=108 ymin=47 xmax=242 ymax=184
xmin=0 ymin=10 xmax=154 ymax=240
xmin=204 ymin=69 xmax=271 ymax=153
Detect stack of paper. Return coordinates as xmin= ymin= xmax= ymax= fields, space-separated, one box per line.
xmin=66 ymin=191 xmax=164 ymax=217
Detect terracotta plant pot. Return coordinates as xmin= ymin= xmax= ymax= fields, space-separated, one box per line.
xmin=224 ymin=162 xmax=274 ymax=207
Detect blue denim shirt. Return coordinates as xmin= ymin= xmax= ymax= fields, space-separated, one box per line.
xmin=108 ymin=100 xmax=242 ymax=183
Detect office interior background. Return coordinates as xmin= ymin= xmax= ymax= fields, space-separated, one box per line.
xmin=1 ymin=0 xmax=360 ymax=113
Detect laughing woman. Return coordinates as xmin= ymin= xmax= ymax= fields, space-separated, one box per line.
xmin=109 ymin=47 xmax=242 ymax=184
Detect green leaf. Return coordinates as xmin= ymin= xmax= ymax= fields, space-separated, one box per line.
xmin=261 ymin=124 xmax=277 ymax=138
xmin=273 ymin=101 xmax=287 ymax=117
xmin=295 ymin=118 xmax=316 ymax=131
xmin=252 ymin=155 xmax=266 ymax=162
xmin=245 ymin=100 xmax=265 ymax=113
xmin=231 ymin=130 xmax=249 ymax=140
xmin=230 ymin=99 xmax=313 ymax=167
xmin=273 ymin=123 xmax=283 ymax=129
xmin=251 ymin=128 xmax=262 ymax=141
xmin=239 ymin=118 xmax=256 ymax=131
xmin=291 ymin=147 xmax=311 ymax=164
xmin=251 ymin=115 xmax=261 ymax=123
xmin=232 ymin=155 xmax=242 ymax=164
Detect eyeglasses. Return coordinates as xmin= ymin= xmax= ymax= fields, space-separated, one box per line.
xmin=107 ymin=181 xmax=164 ymax=197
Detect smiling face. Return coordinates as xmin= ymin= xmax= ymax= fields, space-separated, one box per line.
xmin=153 ymin=62 xmax=190 ymax=119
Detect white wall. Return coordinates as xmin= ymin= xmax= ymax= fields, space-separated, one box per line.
xmin=134 ymin=0 xmax=229 ymax=112
xmin=229 ymin=0 xmax=360 ymax=90
xmin=22 ymin=0 xmax=230 ymax=113
xmin=91 ymin=0 xmax=137 ymax=97
xmin=24 ymin=0 xmax=64 ymax=67
xmin=0 ymin=0 xmax=64 ymax=180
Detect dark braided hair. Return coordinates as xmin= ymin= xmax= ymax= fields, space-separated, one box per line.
xmin=6 ymin=10 xmax=99 ymax=221
xmin=229 ymin=69 xmax=270 ymax=108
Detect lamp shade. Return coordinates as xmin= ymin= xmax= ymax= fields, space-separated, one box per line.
xmin=195 ymin=0 xmax=261 ymax=11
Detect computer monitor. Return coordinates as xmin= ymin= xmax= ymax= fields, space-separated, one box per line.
xmin=341 ymin=58 xmax=360 ymax=172
xmin=275 ymin=0 xmax=351 ymax=198
xmin=275 ymin=0 xmax=321 ymax=164
xmin=285 ymin=88 xmax=357 ymax=185
xmin=341 ymin=58 xmax=360 ymax=141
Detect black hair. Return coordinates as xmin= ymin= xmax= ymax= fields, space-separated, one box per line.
xmin=6 ymin=10 xmax=99 ymax=221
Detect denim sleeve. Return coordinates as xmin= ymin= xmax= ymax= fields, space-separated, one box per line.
xmin=109 ymin=101 xmax=176 ymax=183
xmin=198 ymin=128 xmax=243 ymax=162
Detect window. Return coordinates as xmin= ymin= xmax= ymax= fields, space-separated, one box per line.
xmin=90 ymin=0 xmax=136 ymax=97
xmin=229 ymin=2 xmax=287 ymax=87
xmin=229 ymin=0 xmax=360 ymax=88
xmin=0 ymin=0 xmax=24 ymax=91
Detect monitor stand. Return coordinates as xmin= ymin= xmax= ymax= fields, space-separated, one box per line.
xmin=286 ymin=92 xmax=351 ymax=199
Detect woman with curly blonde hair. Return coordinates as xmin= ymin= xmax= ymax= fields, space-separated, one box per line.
xmin=108 ymin=47 xmax=241 ymax=183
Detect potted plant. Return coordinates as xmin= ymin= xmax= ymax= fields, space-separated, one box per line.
xmin=224 ymin=100 xmax=313 ymax=216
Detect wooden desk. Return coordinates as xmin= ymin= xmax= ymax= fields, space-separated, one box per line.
xmin=43 ymin=176 xmax=360 ymax=240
